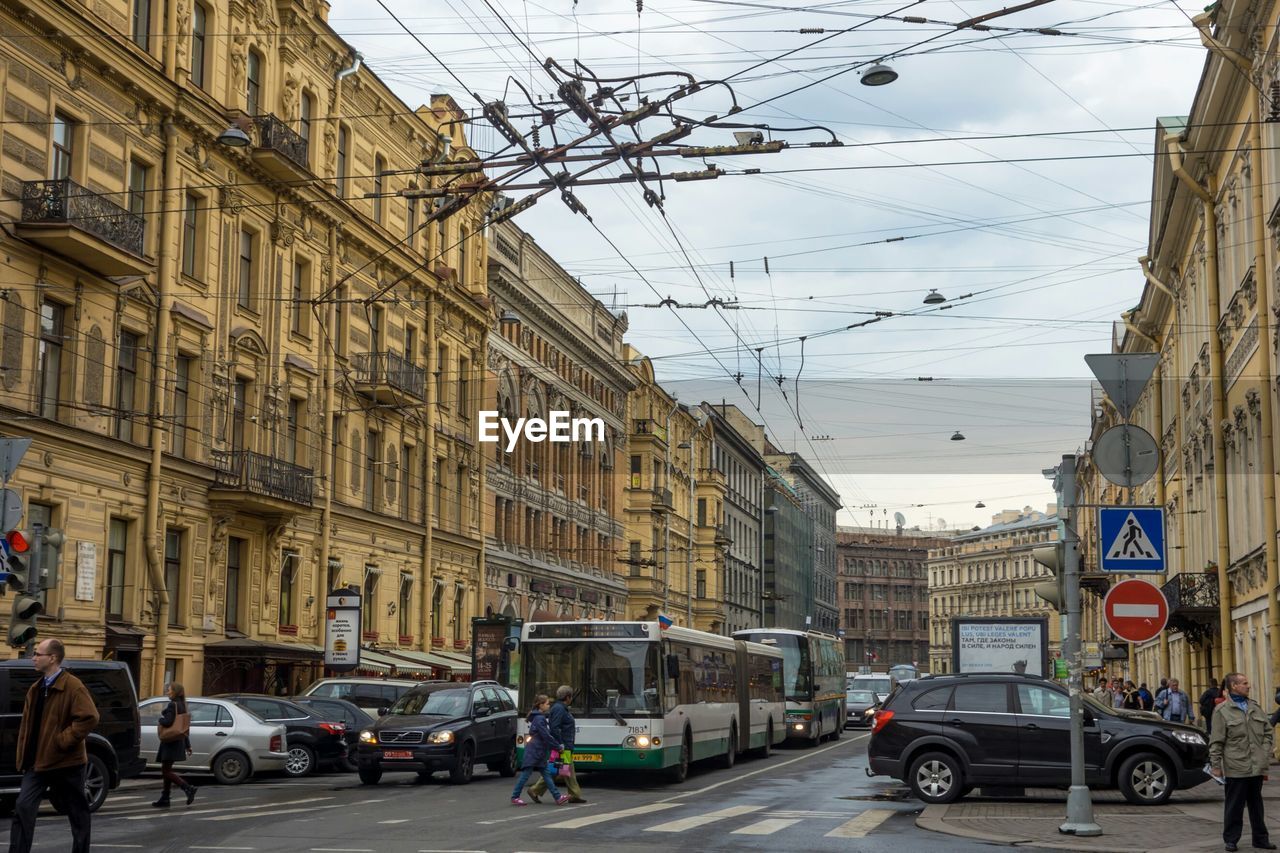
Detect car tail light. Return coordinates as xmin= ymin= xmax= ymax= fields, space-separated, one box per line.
xmin=319 ymin=722 xmax=346 ymax=736
xmin=270 ymin=734 xmax=283 ymax=752
xmin=872 ymin=709 xmax=894 ymax=734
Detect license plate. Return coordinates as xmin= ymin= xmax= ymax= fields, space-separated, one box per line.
xmin=382 ymin=749 xmax=414 ymax=760
xmin=572 ymin=753 xmax=603 ymax=763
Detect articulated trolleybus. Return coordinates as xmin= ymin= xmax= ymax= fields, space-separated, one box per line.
xmin=518 ymin=621 xmax=785 ymax=782
xmin=732 ymin=629 xmax=845 ymax=744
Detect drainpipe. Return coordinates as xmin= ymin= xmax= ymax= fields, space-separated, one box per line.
xmin=144 ymin=120 xmax=178 ymax=694
xmin=163 ymin=0 xmax=178 ymax=79
xmin=318 ymin=225 xmax=338 ymax=613
xmin=421 ymin=296 xmax=436 ymax=654
xmin=1166 ymin=134 xmax=1234 ymax=673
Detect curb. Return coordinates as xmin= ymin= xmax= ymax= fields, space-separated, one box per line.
xmin=915 ymin=805 xmax=1037 ymax=846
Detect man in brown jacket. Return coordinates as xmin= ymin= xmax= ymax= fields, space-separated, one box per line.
xmin=8 ymin=638 xmax=99 ymax=853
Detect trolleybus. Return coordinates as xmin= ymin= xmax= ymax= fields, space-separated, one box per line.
xmin=732 ymin=628 xmax=845 ymax=744
xmin=517 ymin=621 xmax=785 ymax=782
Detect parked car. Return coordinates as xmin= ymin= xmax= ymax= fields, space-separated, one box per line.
xmin=291 ymin=696 xmax=374 ymax=772
xmin=301 ymin=677 xmax=421 ymax=716
xmin=866 ymin=673 xmax=1209 ymax=806
xmin=851 ymin=673 xmax=894 ymax=703
xmin=214 ymin=694 xmax=348 ymax=777
xmin=355 ymin=680 xmax=517 ymax=785
xmin=845 ymin=689 xmax=878 ymax=728
xmin=139 ymin=696 xmax=289 ymax=784
xmin=0 ymin=660 xmax=144 ymax=813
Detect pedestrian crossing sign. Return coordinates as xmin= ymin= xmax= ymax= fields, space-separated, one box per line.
xmin=1098 ymin=507 xmax=1165 ymax=573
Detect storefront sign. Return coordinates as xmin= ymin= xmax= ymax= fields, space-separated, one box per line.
xmin=325 ymin=591 xmax=361 ymax=672
xmin=530 ymin=579 xmax=553 ymax=594
xmin=555 ymin=584 xmax=577 ymax=598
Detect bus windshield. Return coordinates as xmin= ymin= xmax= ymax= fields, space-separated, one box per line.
xmin=737 ymin=632 xmax=810 ymax=701
xmin=525 ymin=641 xmax=662 ymax=716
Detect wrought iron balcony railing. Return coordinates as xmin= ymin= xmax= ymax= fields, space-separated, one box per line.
xmin=353 ymin=351 xmax=426 ymax=399
xmin=21 ymin=178 xmax=145 ymax=257
xmin=1161 ymin=571 xmax=1219 ymax=613
xmin=255 ymin=114 xmax=309 ymax=171
xmin=212 ymin=450 xmax=314 ymax=507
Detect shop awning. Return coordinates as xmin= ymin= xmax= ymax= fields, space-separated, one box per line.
xmin=382 ymin=648 xmax=462 ymax=673
xmin=358 ymin=648 xmax=435 ymax=675
xmin=204 ymin=638 xmax=324 ymax=662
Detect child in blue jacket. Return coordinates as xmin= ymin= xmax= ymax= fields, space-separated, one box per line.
xmin=511 ymin=694 xmax=568 ymax=806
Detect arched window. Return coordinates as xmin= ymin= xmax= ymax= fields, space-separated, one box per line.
xmin=246 ymin=50 xmax=263 ymax=115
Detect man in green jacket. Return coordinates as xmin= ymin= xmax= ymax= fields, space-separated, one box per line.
xmin=1209 ymin=672 xmax=1277 ymax=853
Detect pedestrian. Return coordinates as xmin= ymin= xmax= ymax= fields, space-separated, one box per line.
xmin=152 ymin=682 xmax=197 ymax=808
xmin=1111 ymin=678 xmax=1125 ymax=710
xmin=1122 ymin=680 xmax=1142 ymax=710
xmin=510 ymin=694 xmax=568 ymax=806
xmin=1269 ymin=687 xmax=1280 ymax=728
xmin=1209 ymin=673 xmax=1277 ymax=852
xmin=8 ymin=638 xmax=98 ymax=853
xmin=1202 ymin=676 xmax=1224 ymax=736
xmin=1137 ymin=682 xmax=1154 ymax=711
xmin=1157 ymin=679 xmax=1195 ymax=724
xmin=528 ymin=685 xmax=586 ymax=804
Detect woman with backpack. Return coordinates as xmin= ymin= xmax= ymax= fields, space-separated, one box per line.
xmin=510 ymin=694 xmax=569 ymax=806
xmin=153 ymin=683 xmax=196 ymax=807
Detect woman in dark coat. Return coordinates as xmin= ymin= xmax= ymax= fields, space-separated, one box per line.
xmin=153 ymin=683 xmax=197 ymax=807
xmin=509 ymin=694 xmax=567 ymax=806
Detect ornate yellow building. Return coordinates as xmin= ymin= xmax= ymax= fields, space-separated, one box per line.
xmin=0 ymin=0 xmax=489 ymax=694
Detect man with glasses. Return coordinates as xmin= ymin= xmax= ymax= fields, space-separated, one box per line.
xmin=1209 ymin=672 xmax=1277 ymax=853
xmin=8 ymin=638 xmax=98 ymax=853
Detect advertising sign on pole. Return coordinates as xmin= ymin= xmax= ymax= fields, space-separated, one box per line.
xmin=952 ymin=617 xmax=1050 ymax=676
xmin=325 ymin=591 xmax=361 ymax=672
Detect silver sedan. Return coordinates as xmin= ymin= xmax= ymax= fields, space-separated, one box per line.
xmin=139 ymin=696 xmax=290 ymax=784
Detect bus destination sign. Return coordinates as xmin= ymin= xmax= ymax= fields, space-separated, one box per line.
xmin=531 ymin=622 xmax=651 ymax=640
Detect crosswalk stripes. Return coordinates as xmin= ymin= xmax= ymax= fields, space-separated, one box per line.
xmin=825 ymin=808 xmax=896 ymax=838
xmin=730 ymin=818 xmax=801 ymax=835
xmin=122 ymin=796 xmax=337 ymax=821
xmin=643 ymin=805 xmax=763 ymax=833
xmin=199 ymin=798 xmax=385 ymax=822
xmin=543 ymin=803 xmax=679 ymax=830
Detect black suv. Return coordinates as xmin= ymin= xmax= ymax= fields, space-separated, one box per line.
xmin=214 ymin=694 xmax=349 ymax=777
xmin=355 ymin=680 xmax=517 ymax=785
xmin=867 ymin=673 xmax=1209 ymax=806
xmin=0 ymin=660 xmax=145 ymax=813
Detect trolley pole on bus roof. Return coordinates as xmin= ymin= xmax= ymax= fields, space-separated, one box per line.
xmin=1054 ymin=453 xmax=1101 ymax=837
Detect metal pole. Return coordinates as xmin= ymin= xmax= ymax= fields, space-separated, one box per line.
xmin=1059 ymin=454 xmax=1101 ymax=836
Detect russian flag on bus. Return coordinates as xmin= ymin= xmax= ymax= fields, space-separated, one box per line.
xmin=658 ymin=614 xmax=673 ymax=630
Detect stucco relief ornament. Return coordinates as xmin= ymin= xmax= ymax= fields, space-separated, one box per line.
xmin=230 ymin=32 xmax=248 ymax=93
xmin=176 ymin=1 xmax=191 ymax=65
xmin=280 ymin=74 xmax=300 ymax=122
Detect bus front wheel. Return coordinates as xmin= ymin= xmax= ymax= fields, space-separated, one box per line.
xmin=666 ymin=730 xmax=691 ymax=783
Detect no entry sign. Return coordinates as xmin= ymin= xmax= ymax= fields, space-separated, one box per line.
xmin=1103 ymin=579 xmax=1168 ymax=644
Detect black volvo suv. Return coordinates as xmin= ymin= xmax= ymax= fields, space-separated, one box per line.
xmin=356 ymin=680 xmax=517 ymax=785
xmin=867 ymin=673 xmax=1209 ymax=806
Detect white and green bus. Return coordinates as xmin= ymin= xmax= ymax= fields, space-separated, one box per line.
xmin=733 ymin=628 xmax=846 ymax=744
xmin=517 ymin=621 xmax=785 ymax=782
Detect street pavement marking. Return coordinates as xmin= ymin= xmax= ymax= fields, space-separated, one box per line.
xmin=379 ymin=818 xmax=411 ymax=823
xmin=643 ymin=805 xmax=764 ymax=833
xmin=765 ymin=810 xmax=856 ymax=818
xmin=825 ymin=808 xmax=896 ymax=838
xmin=188 ymin=847 xmax=257 ymax=851
xmin=658 ymin=733 xmax=869 ymax=804
xmin=544 ymin=803 xmax=679 ymax=830
xmin=124 ymin=796 xmax=335 ymax=821
xmin=200 ymin=798 xmax=386 ymax=822
xmin=730 ymin=818 xmax=801 ymax=835
xmin=310 ymin=849 xmax=375 ymax=852
xmin=90 ymin=845 xmax=143 ymax=849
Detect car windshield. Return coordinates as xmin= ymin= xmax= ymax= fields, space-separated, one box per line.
xmin=847 ymin=690 xmax=876 ymax=702
xmin=388 ymin=688 xmax=470 ymax=717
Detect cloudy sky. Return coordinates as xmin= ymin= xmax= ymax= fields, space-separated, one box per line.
xmin=329 ymin=0 xmax=1205 ymax=529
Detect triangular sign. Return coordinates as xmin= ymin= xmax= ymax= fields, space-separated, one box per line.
xmin=1106 ymin=512 xmax=1159 ymax=560
xmin=1085 ymin=353 xmax=1158 ymax=421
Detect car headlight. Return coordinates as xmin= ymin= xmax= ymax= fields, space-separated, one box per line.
xmin=428 ymin=730 xmax=455 ymax=744
xmin=1171 ymin=730 xmax=1205 ymax=746
xmin=359 ymin=730 xmax=376 ymax=744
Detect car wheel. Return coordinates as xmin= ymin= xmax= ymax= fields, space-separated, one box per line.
xmin=284 ymin=743 xmax=316 ymax=777
xmin=717 ymin=723 xmax=738 ymax=769
xmin=358 ymin=766 xmax=382 ymax=785
xmin=212 ymin=749 xmax=252 ymax=785
xmin=1118 ymin=753 xmax=1174 ymax=806
xmin=51 ymin=753 xmax=109 ymax=814
xmin=665 ymin=729 xmax=691 ymax=783
xmin=493 ymin=739 xmax=517 ymax=777
xmin=449 ymin=743 xmax=475 ymax=785
xmin=339 ymin=746 xmax=359 ymax=773
xmin=908 ymin=751 xmax=965 ymax=805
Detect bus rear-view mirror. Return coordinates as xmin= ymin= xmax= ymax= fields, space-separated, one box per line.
xmin=665 ymin=654 xmax=680 ymax=680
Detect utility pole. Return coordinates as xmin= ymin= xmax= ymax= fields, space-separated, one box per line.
xmin=1058 ymin=453 xmax=1102 ymax=837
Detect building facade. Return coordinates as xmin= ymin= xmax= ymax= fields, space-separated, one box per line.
xmin=837 ymin=527 xmax=944 ymax=670
xmin=927 ymin=509 xmax=1061 ymax=674
xmin=706 ymin=404 xmax=764 ymax=635
xmin=762 ymin=469 xmax=814 ymax=630
xmin=766 ymin=451 xmax=841 ymax=634
xmin=0 ymin=0 xmax=489 ymax=694
xmin=481 ymin=221 xmax=633 ymax=622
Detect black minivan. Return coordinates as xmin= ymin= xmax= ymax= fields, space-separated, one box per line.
xmin=0 ymin=660 xmax=145 ymax=812
xmin=867 ymin=673 xmax=1209 ymax=806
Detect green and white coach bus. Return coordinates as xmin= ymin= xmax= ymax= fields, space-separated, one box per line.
xmin=516 ymin=621 xmax=785 ymax=782
xmin=732 ymin=628 xmax=845 ymax=745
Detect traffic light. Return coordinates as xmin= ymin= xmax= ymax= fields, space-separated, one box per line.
xmin=36 ymin=527 xmax=64 ymax=591
xmin=4 ymin=530 xmax=40 ymax=648
xmin=1032 ymin=543 xmax=1065 ymax=609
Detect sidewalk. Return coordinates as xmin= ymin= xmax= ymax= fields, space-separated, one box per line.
xmin=917 ymin=781 xmax=1280 ymax=852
